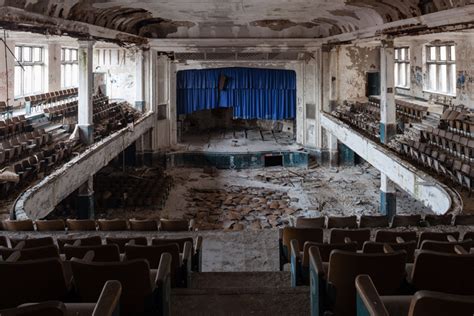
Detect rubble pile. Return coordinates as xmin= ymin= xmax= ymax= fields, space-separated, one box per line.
xmin=183 ymin=186 xmax=301 ymax=230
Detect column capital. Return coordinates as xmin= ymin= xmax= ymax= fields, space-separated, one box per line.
xmin=381 ymin=39 xmax=394 ymax=48
xmin=77 ymin=39 xmax=96 ymax=48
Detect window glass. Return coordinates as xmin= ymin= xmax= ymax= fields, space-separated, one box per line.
xmin=23 ymin=47 xmax=32 ymax=62
xmin=430 ymin=46 xmax=436 ymax=61
xmin=450 ymin=46 xmax=456 ymax=61
xmin=440 ymin=46 xmax=447 ymax=61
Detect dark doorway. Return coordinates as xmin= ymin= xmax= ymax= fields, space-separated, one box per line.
xmin=264 ymin=155 xmax=283 ymax=167
xmin=366 ymin=72 xmax=380 ymax=97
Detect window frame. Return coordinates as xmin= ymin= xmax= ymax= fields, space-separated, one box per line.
xmin=424 ymin=44 xmax=456 ymax=96
xmin=394 ymin=47 xmax=410 ymax=89
xmin=14 ymin=45 xmax=45 ymax=98
xmin=60 ymin=47 xmax=79 ymax=89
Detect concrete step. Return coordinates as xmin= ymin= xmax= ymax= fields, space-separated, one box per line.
xmin=190 ymin=271 xmax=291 ymax=289
xmin=171 ymin=286 xmax=310 ymax=316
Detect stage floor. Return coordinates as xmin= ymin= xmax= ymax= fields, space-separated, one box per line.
xmin=177 ymin=129 xmax=299 ymax=153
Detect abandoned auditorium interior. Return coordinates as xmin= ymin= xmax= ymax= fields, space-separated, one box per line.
xmin=1 ymin=1 xmax=474 ymax=315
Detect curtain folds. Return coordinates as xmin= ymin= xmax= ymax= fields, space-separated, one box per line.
xmin=177 ymin=67 xmax=296 ymax=120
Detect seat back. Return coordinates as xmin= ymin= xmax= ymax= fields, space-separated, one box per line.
xmin=411 ymin=251 xmax=474 ymax=294
xmin=105 ymin=237 xmax=148 ymax=253
xmin=295 ymin=217 xmax=325 ymax=228
xmin=464 ymin=232 xmax=474 ymax=241
xmin=375 ymin=230 xmax=418 ymax=243
xmin=408 ymin=291 xmax=474 ymax=316
xmin=71 ymin=258 xmax=153 ymax=315
xmin=97 ymin=219 xmax=128 ymax=231
xmin=64 ymin=244 xmax=120 ymax=262
xmin=129 ymin=219 xmax=158 ymax=231
xmin=424 ymin=214 xmax=453 ymax=226
xmin=10 ymin=237 xmax=55 ymax=249
xmin=329 ymin=229 xmax=371 ymax=250
xmin=66 ymin=219 xmax=96 ymax=231
xmin=418 ymin=231 xmax=460 ymax=247
xmin=359 ymin=215 xmax=389 ymax=228
xmin=391 ymin=215 xmax=422 ymax=227
xmin=282 ymin=227 xmax=324 ymax=251
xmin=159 ymin=219 xmax=189 ymax=231
xmin=152 ymin=237 xmax=194 ymax=252
xmin=327 ymin=216 xmax=357 ymax=229
xmin=454 ymin=215 xmax=474 ymax=226
xmin=57 ymin=236 xmax=102 ymax=253
xmin=328 ymin=250 xmax=407 ymax=316
xmin=35 ymin=219 xmax=66 ymax=231
xmin=2 ymin=220 xmax=34 ymax=231
xmin=0 ymin=245 xmax=60 ymax=261
xmin=0 ymin=236 xmax=8 ymax=247
xmin=0 ymin=258 xmax=68 ymax=309
xmin=302 ymin=241 xmax=357 ymax=265
xmin=362 ymin=241 xmax=417 ymax=263
xmin=0 ymin=301 xmax=67 ymax=316
xmin=420 ymin=240 xmax=473 ymax=254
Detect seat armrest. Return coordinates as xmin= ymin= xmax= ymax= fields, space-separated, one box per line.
xmin=309 ymin=246 xmax=327 ymax=316
xmin=355 ymin=275 xmax=390 ymax=316
xmin=344 ymin=237 xmax=352 ymax=244
xmin=195 ymin=236 xmax=203 ymax=253
xmin=290 ymin=239 xmax=301 ymax=287
xmin=454 ymin=245 xmax=468 ymax=255
xmin=183 ymin=241 xmax=193 ymax=287
xmin=126 ymin=240 xmax=136 ymax=246
xmin=73 ymin=240 xmax=82 ymax=246
xmin=6 ymin=251 xmax=21 ymax=262
xmin=92 ymin=280 xmax=122 ymax=316
xmin=14 ymin=241 xmax=26 ymax=250
xmin=396 ymin=237 xmax=405 ymax=244
xmin=447 ymin=235 xmax=457 ymax=242
xmin=155 ymin=253 xmax=172 ymax=316
xmin=82 ymin=250 xmax=95 ymax=262
xmin=192 ymin=236 xmax=203 ymax=272
xmin=383 ymin=244 xmax=395 ymax=254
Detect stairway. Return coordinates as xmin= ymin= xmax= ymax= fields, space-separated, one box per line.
xmin=172 ymin=271 xmax=310 ymax=315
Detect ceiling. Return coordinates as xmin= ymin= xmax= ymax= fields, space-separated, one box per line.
xmin=0 ymin=0 xmax=470 ymax=39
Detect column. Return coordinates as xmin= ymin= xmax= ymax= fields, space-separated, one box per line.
xmin=380 ymin=173 xmax=396 ymax=219
xmin=77 ymin=176 xmax=94 ymax=219
xmin=78 ymin=40 xmax=95 ymax=145
xmin=327 ymin=132 xmax=338 ymax=167
xmin=135 ymin=48 xmax=146 ymax=112
xmin=380 ymin=39 xmax=396 ymax=144
xmin=143 ymin=129 xmax=153 ymax=166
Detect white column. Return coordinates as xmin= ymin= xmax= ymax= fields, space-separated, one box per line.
xmin=327 ymin=132 xmax=338 ymax=167
xmin=78 ymin=40 xmax=95 ymax=145
xmin=135 ymin=48 xmax=146 ymax=112
xmin=380 ymin=39 xmax=396 ymax=144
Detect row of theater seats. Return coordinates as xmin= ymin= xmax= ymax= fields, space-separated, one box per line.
xmin=24 ymin=88 xmax=78 ymax=112
xmin=0 ymin=128 xmax=51 ymax=164
xmin=338 ymin=110 xmax=380 ymax=139
xmin=1 ymin=218 xmax=191 ymax=232
xmin=368 ymin=96 xmax=428 ymax=123
xmin=95 ymin=174 xmax=174 ymax=210
xmin=295 ymin=213 xmax=474 ymax=229
xmin=0 ymin=234 xmax=184 ymax=315
xmin=441 ymin=106 xmax=474 ymax=137
xmin=0 ymin=115 xmax=31 ymax=139
xmin=400 ymin=135 xmax=474 ymax=194
xmin=282 ymin=226 xmax=474 ymax=315
xmin=44 ymin=94 xmax=108 ymax=122
xmin=420 ymin=126 xmax=474 ymax=160
xmin=0 ymin=101 xmax=13 ymax=118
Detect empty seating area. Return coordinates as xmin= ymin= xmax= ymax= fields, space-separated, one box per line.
xmin=397 ymin=106 xmax=474 ymax=195
xmin=24 ymin=88 xmax=78 ymax=113
xmin=94 ymin=170 xmax=173 ymax=211
xmin=285 ymin=224 xmax=474 ymax=315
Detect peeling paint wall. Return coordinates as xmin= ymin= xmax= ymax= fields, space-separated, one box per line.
xmin=0 ymin=39 xmax=14 ymax=105
xmin=395 ymin=34 xmax=474 ymax=108
xmin=333 ymin=44 xmax=380 ymax=103
xmin=93 ymin=46 xmax=136 ymax=105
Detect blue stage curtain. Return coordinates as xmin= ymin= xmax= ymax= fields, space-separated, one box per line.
xmin=177 ymin=67 xmax=296 ymax=120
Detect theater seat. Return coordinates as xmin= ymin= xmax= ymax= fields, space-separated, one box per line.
xmin=2 ymin=220 xmax=34 ymax=231
xmin=105 ymin=237 xmax=148 ymax=253
xmin=391 ymin=215 xmax=422 ymax=228
xmin=10 ymin=236 xmax=55 ymax=249
xmin=295 ymin=216 xmax=325 ymax=228
xmin=159 ymin=219 xmax=190 ymax=231
xmin=0 ymin=245 xmax=60 ymax=261
xmin=57 ymin=236 xmax=102 ymax=253
xmin=327 ymin=216 xmax=358 ymax=229
xmin=279 ymin=227 xmax=323 ymax=271
xmin=375 ymin=230 xmax=418 ymax=243
xmin=64 ymin=244 xmax=120 ymax=262
xmin=35 ymin=219 xmax=66 ymax=231
xmin=129 ymin=219 xmax=158 ymax=231
xmin=359 ymin=215 xmax=389 ymax=228
xmin=363 ymin=240 xmax=417 ymax=263
xmin=424 ymin=214 xmax=453 ymax=226
xmin=417 ymin=231 xmax=460 ymax=247
xmin=454 ymin=215 xmax=474 ymax=226
xmin=71 ymin=254 xmax=171 ymax=316
xmin=97 ymin=219 xmax=128 ymax=231
xmin=152 ymin=236 xmax=203 ymax=272
xmin=419 ymin=240 xmax=473 ymax=254
xmin=66 ymin=219 xmax=97 ymax=231
xmin=329 ymin=228 xmax=371 ymax=250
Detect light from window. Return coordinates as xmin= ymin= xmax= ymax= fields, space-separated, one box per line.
xmin=61 ymin=48 xmax=79 ymax=89
xmin=14 ymin=45 xmax=45 ymax=98
xmin=426 ymin=44 xmax=456 ymax=95
xmin=394 ymin=47 xmax=410 ymax=89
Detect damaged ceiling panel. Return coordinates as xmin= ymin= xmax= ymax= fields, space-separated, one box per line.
xmin=0 ymin=0 xmax=471 ymax=39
